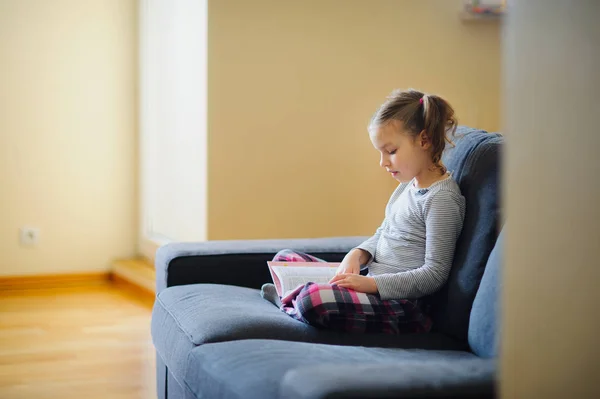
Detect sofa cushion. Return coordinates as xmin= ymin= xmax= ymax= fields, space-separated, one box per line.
xmin=429 ymin=127 xmax=503 ymax=342
xmin=151 ymin=284 xmax=467 ymax=384
xmin=281 ymin=359 xmax=496 ymax=399
xmin=468 ymin=226 xmax=504 ymax=358
xmin=184 ymin=339 xmax=483 ymax=399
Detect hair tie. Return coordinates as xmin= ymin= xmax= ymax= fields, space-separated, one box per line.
xmin=419 ymin=98 xmax=424 ymax=104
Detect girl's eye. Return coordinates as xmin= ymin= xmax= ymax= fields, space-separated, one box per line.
xmin=388 ymin=149 xmax=397 ymax=155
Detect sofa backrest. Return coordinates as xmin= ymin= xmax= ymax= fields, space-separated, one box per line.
xmin=428 ymin=126 xmax=503 ymax=342
xmin=468 ymin=226 xmax=503 ymax=357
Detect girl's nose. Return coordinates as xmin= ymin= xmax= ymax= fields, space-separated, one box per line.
xmin=380 ymin=155 xmax=389 ymax=168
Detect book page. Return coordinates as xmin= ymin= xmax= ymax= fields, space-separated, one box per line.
xmin=271 ymin=266 xmax=338 ymax=297
xmin=267 ymin=263 xmax=284 ymax=297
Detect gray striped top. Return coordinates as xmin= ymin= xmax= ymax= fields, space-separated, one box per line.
xmin=356 ymin=175 xmax=465 ymax=300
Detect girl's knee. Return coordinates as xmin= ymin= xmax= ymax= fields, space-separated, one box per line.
xmin=295 ymin=283 xmax=334 ymax=312
xmin=273 ymin=249 xmax=295 ymax=262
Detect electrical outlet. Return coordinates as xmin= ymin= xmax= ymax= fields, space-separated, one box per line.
xmin=19 ymin=227 xmax=40 ymax=247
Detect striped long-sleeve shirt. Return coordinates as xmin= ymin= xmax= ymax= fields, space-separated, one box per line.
xmin=356 ymin=175 xmax=465 ymax=300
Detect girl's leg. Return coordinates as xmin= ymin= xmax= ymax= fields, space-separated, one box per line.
xmin=261 ymin=249 xmax=325 ymax=307
xmin=272 ymin=249 xmax=326 ymax=263
xmin=281 ymin=283 xmax=432 ymax=334
xmin=260 ymin=283 xmax=282 ymax=307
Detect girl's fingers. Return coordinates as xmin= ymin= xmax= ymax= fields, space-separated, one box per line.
xmin=332 ymin=280 xmax=348 ymax=287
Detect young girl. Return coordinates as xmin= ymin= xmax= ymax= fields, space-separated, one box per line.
xmin=261 ymin=89 xmax=466 ymax=334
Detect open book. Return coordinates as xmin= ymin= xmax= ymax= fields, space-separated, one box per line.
xmin=267 ymin=261 xmax=341 ymax=297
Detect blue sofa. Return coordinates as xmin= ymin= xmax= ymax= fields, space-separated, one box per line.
xmin=151 ymin=127 xmax=504 ymax=398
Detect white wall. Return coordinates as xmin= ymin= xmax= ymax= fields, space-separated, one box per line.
xmin=501 ymin=0 xmax=600 ymax=397
xmin=0 ymin=0 xmax=138 ymax=276
xmin=139 ymin=0 xmax=208 ymax=253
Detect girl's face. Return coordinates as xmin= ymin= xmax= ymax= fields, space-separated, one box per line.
xmin=369 ymin=120 xmax=431 ymax=183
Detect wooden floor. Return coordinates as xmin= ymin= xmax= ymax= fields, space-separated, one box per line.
xmin=0 ymin=283 xmax=156 ymax=399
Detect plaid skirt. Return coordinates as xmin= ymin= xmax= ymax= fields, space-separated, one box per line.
xmin=273 ymin=249 xmax=432 ymax=334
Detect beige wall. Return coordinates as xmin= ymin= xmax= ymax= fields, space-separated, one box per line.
xmin=207 ymin=0 xmax=501 ymax=240
xmin=0 ymin=0 xmax=138 ymax=276
xmin=501 ymin=1 xmax=600 ymax=397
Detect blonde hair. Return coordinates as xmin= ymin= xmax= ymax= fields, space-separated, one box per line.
xmin=369 ymin=89 xmax=457 ymax=173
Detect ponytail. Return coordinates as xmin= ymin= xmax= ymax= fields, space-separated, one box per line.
xmin=421 ymin=94 xmax=457 ymax=173
xmin=369 ymin=89 xmax=457 ymax=174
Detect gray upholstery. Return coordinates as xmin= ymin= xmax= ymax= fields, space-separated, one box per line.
xmin=184 ymin=339 xmax=483 ymax=399
xmin=430 ymin=127 xmax=503 ymax=342
xmin=152 ymin=284 xmax=466 ymax=384
xmin=151 ymin=284 xmax=315 ymax=383
xmin=166 ymin=367 xmax=192 ymax=399
xmin=468 ymin=227 xmax=504 ymax=358
xmin=156 ymin=354 xmax=167 ymax=398
xmin=281 ymin=359 xmax=496 ymax=399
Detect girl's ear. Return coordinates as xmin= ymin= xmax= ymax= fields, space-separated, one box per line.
xmin=419 ymin=130 xmax=431 ymax=149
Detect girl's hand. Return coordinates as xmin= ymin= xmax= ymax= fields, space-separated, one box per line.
xmin=332 ymin=248 xmax=370 ymax=277
xmin=329 ymin=274 xmax=378 ymax=294
xmin=334 ymin=256 xmax=361 ymax=276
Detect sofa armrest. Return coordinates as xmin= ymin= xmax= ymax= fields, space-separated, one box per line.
xmin=279 ymin=358 xmax=496 ymax=399
xmin=155 ymin=236 xmax=368 ymax=292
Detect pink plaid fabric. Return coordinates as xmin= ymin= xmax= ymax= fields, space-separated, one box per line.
xmin=272 ymin=249 xmax=326 ymax=263
xmin=272 ymin=250 xmax=432 ymax=334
